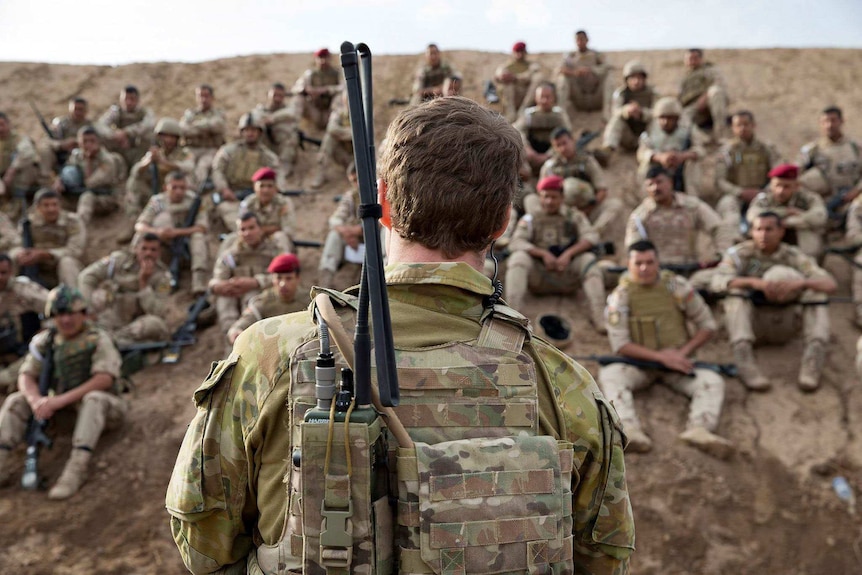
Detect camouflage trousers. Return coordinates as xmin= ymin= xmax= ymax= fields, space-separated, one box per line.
xmin=103 ymin=314 xmax=170 ymax=346
xmin=636 ymin=157 xmax=703 ymax=199
xmin=0 ymin=356 xmax=24 ymax=394
xmin=149 ymin=212 xmax=211 ymax=293
xmin=216 ymin=291 xmax=259 ymax=334
xmin=603 ymin=112 xmax=644 ymax=151
xmin=317 ymin=136 xmax=353 ymax=172
xmin=126 ymin=172 xmax=159 ymax=219
xmin=556 ymin=70 xmax=612 ymax=116
xmin=0 ymin=390 xmax=127 ymax=450
xmin=500 ymin=79 xmax=539 ymax=123
xmin=77 ymin=190 xmax=119 ymax=224
xmin=291 ymin=98 xmax=331 ymax=132
xmin=36 ymin=256 xmax=82 ymax=289
xmin=186 ymin=147 xmax=217 ymax=187
xmin=683 ymin=85 xmax=729 ymax=137
xmin=598 ymin=363 xmax=725 ymax=433
xmin=0 ymin=163 xmax=40 ymax=219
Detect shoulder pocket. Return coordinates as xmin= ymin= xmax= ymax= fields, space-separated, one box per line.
xmin=166 ymin=356 xmax=239 ymax=522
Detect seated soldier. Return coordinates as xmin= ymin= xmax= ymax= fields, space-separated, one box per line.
xmin=534 ymin=127 xmax=607 ymax=208
xmin=410 ymin=43 xmax=457 ymax=105
xmin=637 ymin=97 xmax=707 ymax=196
xmin=78 ymin=233 xmax=171 ymax=346
xmin=37 ymin=97 xmax=91 ymax=183
xmin=236 ymin=167 xmax=295 ymax=253
xmin=125 ymin=118 xmax=195 ymax=221
xmin=601 ymin=240 xmax=731 ymax=457
xmin=515 ymin=85 xmax=573 ymax=177
xmin=561 ymin=176 xmax=625 ymax=250
xmin=493 ymin=41 xmax=542 ymax=122
xmin=210 ymin=114 xmax=280 ymax=233
xmin=290 ymin=48 xmax=342 ymax=131
xmin=52 ymin=126 xmax=123 ymax=225
xmin=311 ymin=90 xmax=353 ymax=189
xmin=839 ymin=193 xmax=862 ymax=327
xmin=10 ymin=189 xmax=86 ymax=288
xmin=134 ymin=171 xmax=210 ymax=295
xmin=678 ymin=48 xmax=729 ymax=141
xmin=556 ymin=30 xmax=611 ymax=116
xmin=0 ymin=253 xmax=48 ymax=392
xmin=209 ymin=212 xmax=281 ymax=336
xmin=319 ymin=163 xmax=365 ymax=287
xmin=603 ymin=60 xmax=658 ymax=155
xmin=0 ymin=285 xmax=126 ymax=500
xmin=227 ymin=253 xmax=308 ymax=344
xmin=442 ymin=75 xmax=462 ymax=96
xmin=505 ymin=175 xmax=607 ymax=333
xmin=746 ymin=164 xmax=827 ymax=259
xmin=179 ymin=84 xmax=226 ymax=186
xmin=626 ymin=165 xmax=735 ymax=291
xmin=0 ymin=211 xmax=20 ymax=254
xmin=255 ymin=82 xmax=300 ymax=184
xmin=96 ymin=85 xmax=156 ymax=169
xmin=0 ymin=112 xmax=40 ymax=218
xmin=712 ymin=212 xmax=836 ymax=391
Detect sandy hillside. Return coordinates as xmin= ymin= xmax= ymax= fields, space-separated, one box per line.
xmin=1 ymin=47 xmax=862 ymax=574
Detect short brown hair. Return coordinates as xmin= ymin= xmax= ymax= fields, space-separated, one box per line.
xmin=379 ymin=97 xmax=523 ymax=258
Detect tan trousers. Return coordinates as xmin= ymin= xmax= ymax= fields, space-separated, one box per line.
xmin=216 ymin=291 xmax=259 ymax=334
xmin=500 ymin=79 xmax=540 ymax=123
xmin=603 ymin=112 xmax=643 ymax=151
xmin=557 ymin=71 xmax=612 ymax=115
xmin=187 ymin=147 xmax=217 ymax=187
xmin=683 ymin=85 xmax=729 ymax=137
xmin=77 ymin=191 xmax=119 ymax=224
xmin=504 ymin=250 xmax=605 ymax=317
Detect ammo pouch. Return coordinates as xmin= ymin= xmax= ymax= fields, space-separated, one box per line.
xmin=396 ymin=437 xmax=574 ymax=575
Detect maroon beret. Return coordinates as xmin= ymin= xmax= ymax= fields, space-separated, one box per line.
xmin=537 ymin=175 xmax=564 ymax=191
xmin=512 ymin=41 xmax=527 ymax=53
xmin=268 ymin=253 xmax=301 ymax=274
xmin=252 ymin=167 xmax=277 ymax=182
xmin=314 ymin=48 xmax=330 ymax=58
xmin=768 ymin=163 xmax=799 ymax=180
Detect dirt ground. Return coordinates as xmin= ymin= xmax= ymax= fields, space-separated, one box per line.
xmin=1 ymin=47 xmax=862 ymax=574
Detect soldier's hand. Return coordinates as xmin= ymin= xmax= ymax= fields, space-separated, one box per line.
xmin=149 ymin=146 xmax=162 ymax=163
xmin=541 ymin=251 xmax=557 ymax=270
xmin=555 ymin=252 xmax=573 ymax=271
xmin=740 ymin=188 xmax=760 ymax=203
xmin=624 ymin=102 xmax=642 ymax=119
xmin=221 ymin=188 xmax=237 ymax=202
xmin=765 ymin=280 xmax=803 ymax=303
xmin=17 ymin=250 xmax=39 ymax=266
xmin=33 ymin=396 xmax=59 ymax=420
xmin=60 ymin=138 xmax=78 ymax=152
xmin=2 ymin=170 xmax=14 ymax=189
xmin=113 ymin=130 xmax=130 ymax=148
xmin=139 ymin=257 xmax=156 ymax=287
xmin=696 ymin=93 xmax=709 ymax=111
xmin=158 ymin=228 xmax=177 ymax=241
xmin=658 ymin=349 xmax=694 ymax=374
xmin=51 ymin=178 xmax=65 ymax=194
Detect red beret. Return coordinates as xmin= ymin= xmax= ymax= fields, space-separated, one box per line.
xmin=252 ymin=167 xmax=277 ymax=182
xmin=537 ymin=175 xmax=564 ymax=191
xmin=768 ymin=164 xmax=799 ymax=180
xmin=268 ymin=253 xmax=301 ymax=274
xmin=512 ymin=41 xmax=527 ymax=53
xmin=314 ymin=48 xmax=330 ymax=58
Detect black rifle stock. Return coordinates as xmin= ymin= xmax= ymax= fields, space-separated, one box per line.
xmin=168 ymin=170 xmax=209 ymax=292
xmin=162 ymin=290 xmax=211 ymax=364
xmin=17 ymin=189 xmax=43 ymax=286
xmin=298 ymin=130 xmax=322 ymax=150
xmin=21 ymin=329 xmax=55 ymax=490
xmin=826 ymin=186 xmax=852 ymax=223
xmin=29 ymin=101 xmax=70 ymax=168
xmin=572 ymin=354 xmax=738 ymax=378
xmin=293 ymin=239 xmax=323 ymax=249
xmin=604 ymin=260 xmax=721 ymax=276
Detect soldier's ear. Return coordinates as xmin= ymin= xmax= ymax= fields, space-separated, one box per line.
xmin=377 ymin=180 xmax=391 ymax=229
xmin=491 ymin=206 xmax=512 ymax=240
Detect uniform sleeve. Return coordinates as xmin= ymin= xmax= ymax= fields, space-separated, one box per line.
xmin=91 ymin=330 xmax=122 ymax=377
xmin=211 ymin=145 xmax=231 ymax=190
xmin=694 ymin=198 xmax=724 ymax=253
xmin=846 ymin=198 xmax=862 ymax=245
xmin=710 ymin=246 xmax=744 ymax=293
xmin=170 ymin=148 xmax=196 ymax=175
xmin=136 ymin=196 xmax=160 ymax=227
xmin=96 ymin=106 xmax=120 ymax=139
xmin=19 ymin=329 xmax=50 ymax=378
xmin=124 ymin=107 xmax=156 ymax=140
xmin=677 ymin=276 xmax=717 ymax=332
xmin=609 ymin=88 xmax=625 ymax=117
xmin=789 ymin=191 xmax=827 ymax=230
xmin=573 ymin=209 xmax=600 ymax=246
xmin=227 ymin=298 xmax=262 ymax=342
xmin=507 ymin=214 xmax=537 ymax=253
xmin=83 ymin=154 xmax=119 ymax=190
xmin=78 ymin=255 xmax=110 ymax=302
xmin=714 ymin=146 xmax=744 ymax=198
xmin=604 ymin=286 xmax=632 ymax=353
xmin=293 ymin=69 xmax=312 ymax=94
xmin=139 ymin=270 xmax=172 ymax=315
xmin=636 ymin=130 xmax=656 ymax=167
xmin=49 ymin=215 xmax=86 ymax=261
xmin=624 ymin=206 xmax=647 ymax=248
xmin=791 ymin=250 xmax=832 ymax=281
xmin=584 ymin=155 xmax=607 ymax=191
xmin=744 ymin=192 xmax=769 ymax=224
xmin=279 ymin=197 xmax=296 ymax=236
xmin=210 ymin=252 xmax=233 ymax=284
xmin=0 ymin=212 xmax=21 ymax=252
xmin=328 ymin=192 xmax=354 ymax=228
xmin=11 ymin=136 xmax=38 ymax=167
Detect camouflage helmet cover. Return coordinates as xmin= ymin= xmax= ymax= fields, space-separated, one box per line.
xmin=238 ymin=113 xmax=263 ymax=131
xmin=562 ymin=177 xmax=596 ymax=209
xmin=622 ymin=60 xmax=647 ymax=79
xmin=45 ymin=284 xmax=87 ymax=317
xmin=155 ymin=117 xmax=182 ymax=136
xmin=654 ymin=96 xmax=683 ymax=117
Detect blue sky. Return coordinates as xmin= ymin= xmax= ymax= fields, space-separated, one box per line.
xmin=0 ymin=0 xmax=859 ymax=65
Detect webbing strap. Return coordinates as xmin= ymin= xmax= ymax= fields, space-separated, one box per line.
xmin=477 ymin=317 xmax=525 ymax=352
xmin=320 ymin=473 xmax=353 ymax=573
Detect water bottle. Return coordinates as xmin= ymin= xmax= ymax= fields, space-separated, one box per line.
xmin=832 ymin=476 xmax=856 ymax=515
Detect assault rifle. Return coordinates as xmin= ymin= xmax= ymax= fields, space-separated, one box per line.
xmin=298 ymin=130 xmax=322 ymax=150
xmin=17 ymin=188 xmax=42 ymax=285
xmin=576 ymin=129 xmax=600 ymax=152
xmin=29 ymin=101 xmax=69 ymax=166
xmin=169 ymin=170 xmax=208 ymax=292
xmin=149 ymin=147 xmax=160 ymax=200
xmin=293 ymin=239 xmax=323 ymax=249
xmin=571 ymin=354 xmax=738 ymax=378
xmin=280 ymin=189 xmax=310 ymax=197
xmin=604 ymin=260 xmax=721 ymax=276
xmin=162 ymin=290 xmax=211 ymax=364
xmin=825 ymin=243 xmax=862 ymax=269
xmin=21 ymin=329 xmax=56 ymax=490
xmin=118 ymin=338 xmax=197 ymax=375
xmin=826 ymin=185 xmax=852 ymax=224
xmin=483 ymin=80 xmax=500 ymax=104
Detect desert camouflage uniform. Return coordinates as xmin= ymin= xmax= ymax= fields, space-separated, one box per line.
xmin=0 ymin=132 xmax=40 ymax=218
xmin=315 ymin=96 xmax=353 ymax=177
xmin=125 ymin=145 xmax=195 ymax=218
xmin=557 ymin=49 xmax=611 ymax=114
xmin=79 ymin=250 xmax=172 ymax=345
xmin=166 ymin=262 xmax=634 ymax=574
xmin=410 ymin=61 xmax=456 ymax=105
xmin=135 ymin=191 xmax=210 ymax=294
xmin=211 ymin=142 xmax=279 ymax=232
xmin=495 ymin=57 xmax=542 ymax=122
xmin=179 ymin=106 xmax=226 ymax=184
xmin=291 ymin=66 xmax=342 ymax=130
xmin=255 ymin=101 xmax=299 ymax=184
xmin=63 ymin=146 xmax=124 ymax=223
xmin=0 ymin=211 xmax=21 ymax=253
xmin=678 ymin=63 xmax=729 ymax=135
xmin=96 ymin=104 xmax=156 ymax=168
xmin=714 ymin=136 xmax=782 ymax=236
xmin=506 ymin=207 xmax=607 ymax=325
xmin=601 ymin=271 xmax=724 ymax=436
xmin=840 ymin=196 xmax=862 ymax=319
xmin=0 ymin=276 xmax=48 ymax=391
xmin=603 ymin=85 xmax=659 ymax=151
xmin=637 ymin=119 xmax=708 ymax=197
xmin=37 ymin=113 xmax=91 ymax=180
xmin=797 ymin=136 xmax=862 ymax=200
xmin=10 ymin=208 xmax=86 ymax=288
xmin=626 ymin=192 xmax=733 ymax=290
xmin=238 ymin=193 xmax=296 ymax=253
xmin=210 ymin=235 xmax=281 ymax=333
xmin=515 ymin=105 xmax=572 ymax=158
xmin=532 ymin=151 xmax=606 ymax=211
xmin=711 ymin=240 xmax=831 ymax=346
xmin=746 ymin=188 xmax=827 ymax=259
xmin=320 ymin=186 xmax=361 ymax=274
xmin=226 ymin=286 xmax=308 ymax=342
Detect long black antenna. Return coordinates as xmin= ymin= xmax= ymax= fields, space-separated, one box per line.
xmin=340 ymin=41 xmax=399 ymax=407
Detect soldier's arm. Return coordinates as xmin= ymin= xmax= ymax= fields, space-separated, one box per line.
xmin=56 ymin=216 xmax=87 ymax=261
xmin=609 ymin=88 xmax=626 ymax=117
xmin=11 ymin=136 xmax=39 ymax=167
xmin=507 ymin=215 xmax=538 ymax=253
xmin=696 ymin=199 xmax=726 ymax=255
xmin=714 ymin=148 xmax=745 ymax=198
xmin=624 ymin=209 xmax=646 ymax=248
xmin=0 ymin=213 xmax=22 ymax=252
xmin=179 ymin=109 xmax=199 ymax=135
xmin=846 ymin=200 xmax=862 ymax=245
xmin=792 ymin=252 xmax=837 ymax=293
xmin=139 ymin=271 xmax=171 ymax=316
xmin=279 ymin=197 xmax=296 ymax=237
xmin=744 ymin=193 xmax=769 ymax=224
xmin=203 ymin=110 xmax=227 ymax=136
xmin=78 ymin=256 xmax=110 ymax=302
xmin=165 ymin=149 xmax=196 ymax=175
xmin=95 ymin=107 xmax=120 ymax=138
xmin=790 ymin=192 xmax=827 ymax=230
xmin=585 ymin=155 xmax=608 ymax=193
xmin=227 ymin=300 xmax=261 ymax=344
xmin=83 ymin=156 xmax=117 ymax=189
xmin=328 ymin=193 xmax=353 ymax=229
xmin=210 ymin=146 xmax=231 ymax=191
xmin=292 ymin=70 xmax=311 ymax=95
xmin=636 ymin=131 xmax=656 ymax=166
xmin=677 ymin=277 xmax=717 ymax=356
xmin=124 ymin=108 xmax=157 ymax=140
xmin=559 ymin=108 xmax=573 ymax=132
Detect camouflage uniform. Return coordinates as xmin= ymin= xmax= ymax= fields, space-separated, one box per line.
xmin=505 ymin=208 xmax=607 ymax=326
xmin=410 ymin=61 xmax=455 ymax=105
xmin=255 ymin=102 xmax=299 ymax=183
xmin=714 ymin=136 xmax=782 ymax=236
xmin=79 ymin=250 xmax=172 ymax=345
xmin=797 ymin=136 xmax=862 ymax=199
xmin=315 ymin=97 xmax=354 ymax=179
xmin=291 ymin=66 xmax=342 ymax=130
xmin=841 ymin=196 xmax=862 ymax=320
xmin=626 ymin=192 xmax=733 ymax=290
xmin=636 ymin=119 xmax=708 ymax=197
xmin=0 ymin=211 xmax=21 ymax=253
xmin=678 ymin=63 xmax=729 ymax=135
xmin=745 ymin=188 xmax=827 ymax=259
xmin=535 ymin=151 xmax=606 ymax=207
xmin=210 ymin=141 xmax=279 ymax=232
xmin=515 ymin=105 xmax=572 ymax=159
xmin=9 ymin=208 xmax=86 ymax=288
xmin=225 ymin=286 xmax=308 ymax=342
xmin=238 ymin=193 xmax=296 ymax=253
xmin=557 ymin=49 xmax=611 ymax=113
xmin=37 ymin=113 xmax=91 ymax=180
xmin=62 ymin=146 xmax=124 ymax=223
xmin=601 ymin=271 xmax=725 ymax=439
xmin=0 ymin=132 xmax=40 ymax=218
xmin=179 ymin=106 xmax=226 ymax=184
xmin=494 ymin=57 xmax=542 ymax=122
xmin=96 ymin=104 xmax=156 ymax=168
xmin=210 ymin=235 xmax=281 ymax=333
xmin=0 ymin=276 xmax=48 ymax=391
xmin=320 ymin=186 xmax=362 ymax=275
xmin=125 ymin=144 xmax=195 ymax=219
xmin=604 ymin=86 xmax=659 ymax=151
xmin=135 ymin=191 xmax=210 ymax=294
xmin=166 ymin=262 xmax=635 ymax=574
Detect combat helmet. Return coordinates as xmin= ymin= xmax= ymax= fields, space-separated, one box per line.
xmin=562 ymin=177 xmax=596 ymax=209
xmin=59 ymin=166 xmax=84 ymax=193
xmin=622 ymin=60 xmax=647 ymax=79
xmin=654 ymin=97 xmax=683 ymax=117
xmin=155 ymin=117 xmax=182 ymax=137
xmin=45 ymin=284 xmax=87 ymax=318
xmin=238 ymin=112 xmax=263 ymax=131
xmin=536 ymin=313 xmax=574 ymax=349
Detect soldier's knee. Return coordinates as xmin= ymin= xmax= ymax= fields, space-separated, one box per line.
xmin=507 ymin=251 xmax=532 ymax=269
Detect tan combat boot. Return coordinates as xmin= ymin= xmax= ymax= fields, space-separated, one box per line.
xmin=48 ymin=448 xmax=92 ymax=500
xmin=0 ymin=447 xmax=12 ymax=487
xmin=679 ymin=427 xmax=734 ymax=460
xmin=624 ymin=427 xmax=653 ymax=454
xmin=310 ymin=169 xmax=326 ymax=190
xmin=798 ymin=340 xmax=825 ymax=392
xmin=732 ymin=341 xmax=771 ymax=391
